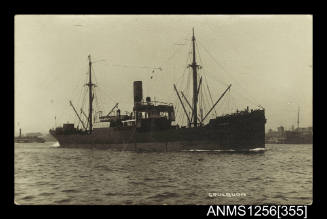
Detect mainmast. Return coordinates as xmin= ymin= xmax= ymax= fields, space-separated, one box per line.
xmin=189 ymin=28 xmax=200 ymax=127
xmin=87 ymin=55 xmax=95 ymax=133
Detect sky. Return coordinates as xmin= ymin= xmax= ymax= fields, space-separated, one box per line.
xmin=14 ymin=15 xmax=312 ymax=134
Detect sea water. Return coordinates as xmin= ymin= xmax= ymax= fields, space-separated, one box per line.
xmin=14 ymin=142 xmax=312 ymax=205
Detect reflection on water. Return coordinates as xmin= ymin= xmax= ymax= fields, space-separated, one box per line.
xmin=14 ymin=143 xmax=312 ymax=205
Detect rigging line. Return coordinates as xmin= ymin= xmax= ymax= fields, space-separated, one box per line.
xmin=70 ymin=76 xmax=84 ymax=101
xmin=206 ymin=96 xmax=213 ymax=120
xmin=81 ymin=89 xmax=87 ymax=113
xmin=187 ymin=39 xmax=194 ymax=68
xmin=175 ymin=66 xmax=188 ymax=89
xmin=72 ymin=87 xmax=82 ymax=113
xmin=204 ymin=88 xmax=210 ymax=115
xmin=200 ymin=63 xmax=228 ymax=87
xmin=91 ymin=85 xmax=100 ymax=111
xmin=195 ymin=42 xmax=219 ymax=117
xmin=77 ymin=110 xmax=84 ymax=127
xmin=77 ymin=84 xmax=85 ymax=104
xmin=67 ymin=69 xmax=89 ymax=111
xmin=96 ymin=86 xmax=115 ymax=104
xmin=181 ymin=39 xmax=192 ymax=76
xmin=91 ymin=64 xmax=101 ymax=112
xmin=199 ymin=82 xmax=204 ymax=121
xmin=201 ymin=82 xmax=207 ymax=113
xmin=203 ymin=85 xmax=212 ymax=119
xmin=197 ymin=43 xmax=229 ymax=87
xmin=205 ymin=79 xmax=217 ymax=116
xmin=195 ymin=41 xmax=229 ymax=88
xmin=208 ymin=86 xmax=223 ymax=118
xmin=94 ymin=89 xmax=100 ymax=111
xmin=186 ymin=38 xmax=193 ymax=64
xmin=200 ymin=41 xmax=259 ymax=105
xmin=199 ymin=70 xmax=215 ymax=117
xmin=91 ymin=65 xmax=119 ymax=114
xmin=175 ymin=39 xmax=193 ymax=87
xmin=77 ymin=74 xmax=89 ymax=106
xmin=232 ymin=87 xmax=258 ymax=107
xmin=95 ymin=86 xmax=108 ymax=105
xmin=56 ymin=99 xmax=71 ymax=121
xmin=198 ymin=41 xmax=259 ymax=105
xmin=232 ymin=80 xmax=258 ymax=105
xmin=94 ymin=87 xmax=103 ymax=111
xmin=195 ymin=40 xmax=204 ymax=67
xmin=79 ymin=86 xmax=86 ymax=109
xmin=156 ymin=42 xmax=188 ymax=89
xmin=188 ymin=71 xmax=195 ymax=101
xmin=111 ymin=64 xmax=161 ymax=70
xmin=185 ymin=69 xmax=191 ymax=96
xmin=198 ymin=43 xmax=234 ymax=85
xmin=197 ymin=40 xmax=229 ymax=73
xmin=174 ymin=41 xmax=191 ymax=87
xmin=174 ymin=38 xmax=197 ymax=123
xmin=91 ymin=65 xmax=98 ymax=86
xmin=203 ymin=68 xmax=229 ymax=87
xmin=161 ymin=41 xmax=186 ymax=67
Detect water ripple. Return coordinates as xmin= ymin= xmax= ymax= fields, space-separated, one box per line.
xmin=15 ymin=143 xmax=312 ymax=205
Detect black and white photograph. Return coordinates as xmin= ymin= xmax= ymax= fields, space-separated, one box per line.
xmin=14 ymin=15 xmax=312 ymax=205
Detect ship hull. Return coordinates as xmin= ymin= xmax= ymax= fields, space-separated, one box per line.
xmin=50 ymin=120 xmax=265 ymax=152
xmin=49 ymin=142 xmax=260 ymax=152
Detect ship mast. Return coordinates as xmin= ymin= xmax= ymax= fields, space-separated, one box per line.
xmin=297 ymin=106 xmax=300 ymax=130
xmin=87 ymin=55 xmax=95 ymax=133
xmin=189 ymin=28 xmax=201 ymax=127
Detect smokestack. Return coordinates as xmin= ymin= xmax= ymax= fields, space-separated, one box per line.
xmin=19 ymin=128 xmax=21 ymax=138
xmin=133 ymin=81 xmax=143 ymax=106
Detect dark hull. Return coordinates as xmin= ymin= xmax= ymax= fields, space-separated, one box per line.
xmin=50 ymin=115 xmax=265 ymax=151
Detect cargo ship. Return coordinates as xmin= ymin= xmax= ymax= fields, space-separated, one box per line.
xmin=50 ymin=29 xmax=266 ymax=152
xmin=15 ymin=129 xmax=45 ymax=143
